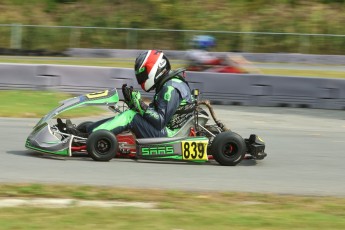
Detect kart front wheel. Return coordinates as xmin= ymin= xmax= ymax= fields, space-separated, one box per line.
xmin=87 ymin=130 xmax=118 ymax=161
xmin=211 ymin=131 xmax=246 ymax=166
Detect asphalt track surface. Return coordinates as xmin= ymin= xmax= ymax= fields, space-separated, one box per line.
xmin=1 ymin=106 xmax=344 ymax=197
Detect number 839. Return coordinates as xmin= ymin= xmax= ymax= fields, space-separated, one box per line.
xmin=182 ymin=141 xmax=208 ymax=160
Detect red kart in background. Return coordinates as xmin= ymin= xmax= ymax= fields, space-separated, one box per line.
xmin=186 ymin=50 xmax=261 ymax=74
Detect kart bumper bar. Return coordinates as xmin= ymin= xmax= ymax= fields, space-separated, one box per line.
xmin=245 ymin=134 xmax=267 ymax=160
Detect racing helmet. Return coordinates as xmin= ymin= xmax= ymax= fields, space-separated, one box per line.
xmin=134 ymin=50 xmax=171 ymax=92
xmin=190 ymin=35 xmax=216 ymax=50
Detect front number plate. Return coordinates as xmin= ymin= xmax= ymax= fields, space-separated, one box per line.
xmin=181 ymin=141 xmax=208 ymax=161
xmin=86 ymin=90 xmax=109 ymax=99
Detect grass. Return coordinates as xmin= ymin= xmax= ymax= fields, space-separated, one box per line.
xmin=0 ymin=56 xmax=136 ymax=68
xmin=0 ymin=90 xmax=106 ymax=118
xmin=261 ymin=68 xmax=345 ymax=79
xmin=0 ymin=0 xmax=345 ymax=54
xmin=0 ymin=55 xmax=344 ymax=79
xmin=0 ymin=56 xmax=184 ymax=68
xmin=0 ymin=183 xmax=344 ymax=229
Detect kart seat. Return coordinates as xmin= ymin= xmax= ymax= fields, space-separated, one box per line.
xmin=171 ymin=112 xmax=209 ymax=138
xmin=136 ymin=112 xmax=209 ymax=145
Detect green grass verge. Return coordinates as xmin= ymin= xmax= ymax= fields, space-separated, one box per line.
xmin=0 ymin=56 xmax=137 ymax=68
xmin=0 ymin=56 xmax=185 ymax=68
xmin=261 ymin=69 xmax=345 ymax=79
xmin=1 ymin=56 xmax=344 ymax=78
xmin=0 ymin=183 xmax=345 ymax=230
xmin=0 ymin=90 xmax=105 ymax=118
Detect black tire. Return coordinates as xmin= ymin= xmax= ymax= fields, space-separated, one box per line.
xmin=76 ymin=121 xmax=93 ymax=133
xmin=211 ymin=131 xmax=246 ymax=166
xmin=86 ymin=130 xmax=118 ymax=161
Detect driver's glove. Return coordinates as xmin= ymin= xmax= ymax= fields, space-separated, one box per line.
xmin=130 ymin=90 xmax=148 ymax=116
xmin=121 ymin=84 xmax=148 ymax=116
xmin=122 ymin=84 xmax=134 ymax=108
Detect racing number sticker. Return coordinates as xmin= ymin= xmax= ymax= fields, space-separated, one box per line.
xmin=181 ymin=141 xmax=208 ymax=160
xmin=86 ymin=90 xmax=109 ymax=99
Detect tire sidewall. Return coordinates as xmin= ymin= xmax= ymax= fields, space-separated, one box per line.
xmin=86 ymin=130 xmax=118 ymax=161
xmin=211 ymin=131 xmax=246 ymax=166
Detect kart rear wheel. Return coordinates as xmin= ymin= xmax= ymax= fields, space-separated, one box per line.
xmin=87 ymin=130 xmax=118 ymax=161
xmin=77 ymin=121 xmax=93 ymax=133
xmin=211 ymin=131 xmax=246 ymax=166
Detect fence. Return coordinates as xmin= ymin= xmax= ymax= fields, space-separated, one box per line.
xmin=0 ymin=24 xmax=345 ymax=55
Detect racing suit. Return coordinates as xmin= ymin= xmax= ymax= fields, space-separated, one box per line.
xmin=87 ymin=71 xmax=195 ymax=138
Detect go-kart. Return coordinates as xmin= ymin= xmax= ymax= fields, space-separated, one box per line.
xmin=186 ymin=53 xmax=262 ymax=74
xmin=25 ymin=88 xmax=267 ymax=166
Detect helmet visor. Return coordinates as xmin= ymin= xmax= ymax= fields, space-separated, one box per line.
xmin=135 ymin=67 xmax=148 ymax=85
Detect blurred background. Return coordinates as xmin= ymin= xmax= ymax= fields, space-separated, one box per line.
xmin=1 ymin=2 xmax=345 ymax=229
xmin=0 ymin=0 xmax=344 ymax=55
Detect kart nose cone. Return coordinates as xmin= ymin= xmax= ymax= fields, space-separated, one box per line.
xmin=25 ymin=122 xmax=70 ymax=156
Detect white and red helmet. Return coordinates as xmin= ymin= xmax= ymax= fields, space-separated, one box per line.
xmin=134 ymin=50 xmax=171 ymax=92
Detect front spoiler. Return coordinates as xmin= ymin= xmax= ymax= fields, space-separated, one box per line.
xmin=25 ymin=138 xmax=71 ymax=156
xmin=25 ymin=122 xmax=72 ymax=156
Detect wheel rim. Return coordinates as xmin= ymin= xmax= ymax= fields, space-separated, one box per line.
xmin=95 ymin=138 xmax=111 ymax=155
xmin=222 ymin=142 xmax=238 ymax=158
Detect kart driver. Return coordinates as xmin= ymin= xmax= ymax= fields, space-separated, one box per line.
xmin=64 ymin=50 xmax=196 ymax=138
xmin=186 ymin=35 xmax=251 ymax=73
xmin=186 ymin=35 xmax=222 ymax=66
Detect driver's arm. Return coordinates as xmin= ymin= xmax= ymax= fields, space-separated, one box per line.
xmin=143 ymin=85 xmax=181 ymax=130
